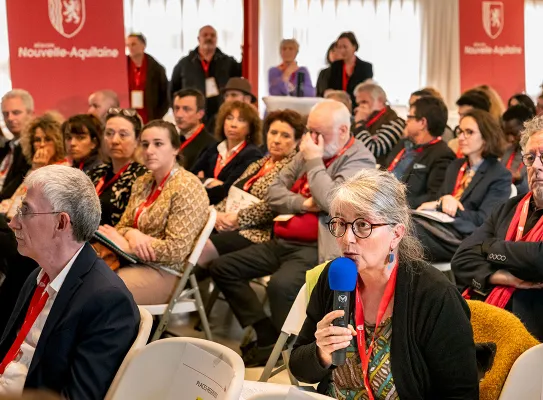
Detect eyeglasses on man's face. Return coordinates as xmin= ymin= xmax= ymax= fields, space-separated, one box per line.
xmin=522 ymin=153 xmax=543 ymax=167
xmin=327 ymin=217 xmax=391 ymax=239
xmin=15 ymin=206 xmax=61 ymax=220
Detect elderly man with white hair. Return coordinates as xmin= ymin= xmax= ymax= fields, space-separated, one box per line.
xmin=452 ymin=115 xmax=543 ymax=341
xmin=0 ymin=165 xmax=139 ymax=398
xmin=208 ymin=100 xmax=375 ymax=367
xmin=0 ymin=89 xmax=34 ymax=200
xmin=352 ymin=82 xmax=405 ymax=165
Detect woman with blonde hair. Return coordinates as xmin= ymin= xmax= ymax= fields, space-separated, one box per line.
xmin=473 ymin=84 xmax=506 ymax=121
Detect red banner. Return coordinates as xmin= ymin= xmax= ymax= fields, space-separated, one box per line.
xmin=6 ymin=0 xmax=128 ymax=117
xmin=459 ymin=0 xmax=525 ymax=103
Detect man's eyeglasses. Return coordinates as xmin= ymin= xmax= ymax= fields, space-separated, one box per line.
xmin=327 ymin=217 xmax=390 ymax=239
xmin=522 ymin=153 xmax=543 ymax=167
xmin=15 ymin=206 xmax=61 ymax=220
xmin=406 ymin=114 xmax=418 ymax=120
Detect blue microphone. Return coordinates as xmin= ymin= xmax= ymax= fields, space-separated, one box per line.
xmin=328 ymin=257 xmax=358 ymax=366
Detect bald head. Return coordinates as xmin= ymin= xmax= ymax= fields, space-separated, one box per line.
xmin=88 ymin=90 xmax=120 ymax=124
xmin=198 ymin=25 xmax=217 ymax=53
xmin=307 ymin=100 xmax=351 ymax=157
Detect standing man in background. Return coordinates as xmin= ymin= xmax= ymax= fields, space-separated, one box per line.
xmin=170 ymin=25 xmax=242 ymax=126
xmin=126 ymin=33 xmax=169 ymax=124
xmin=87 ymin=90 xmax=120 ymax=125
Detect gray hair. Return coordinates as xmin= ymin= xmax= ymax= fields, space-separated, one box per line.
xmin=280 ymin=38 xmax=300 ymax=52
xmin=96 ymin=89 xmax=120 ymax=107
xmin=330 ymin=168 xmax=425 ymax=266
xmin=311 ymin=99 xmax=351 ymax=131
xmin=2 ymin=89 xmax=35 ymax=113
xmin=353 ymin=82 xmax=387 ymax=104
xmin=324 ymin=90 xmax=353 ymax=113
xmin=520 ymin=115 xmax=543 ymax=151
xmin=24 ymin=165 xmax=101 ymax=242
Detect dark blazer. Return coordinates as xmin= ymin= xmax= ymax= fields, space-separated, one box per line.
xmin=127 ymin=54 xmax=169 ymax=121
xmin=438 ymin=157 xmax=512 ymax=235
xmin=385 ymin=139 xmax=455 ymax=209
xmin=327 ymin=58 xmax=373 ymax=113
xmin=0 ymin=142 xmax=31 ymax=200
xmin=181 ymin=127 xmax=217 ymax=171
xmin=190 ymin=143 xmax=263 ymax=205
xmin=316 ymin=67 xmax=331 ymax=97
xmin=452 ymin=194 xmax=543 ymax=340
xmin=169 ymin=47 xmax=242 ymax=122
xmin=0 ymin=243 xmax=140 ymax=399
xmin=290 ymin=261 xmax=478 ymax=399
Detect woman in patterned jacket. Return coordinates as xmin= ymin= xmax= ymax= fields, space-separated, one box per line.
xmin=195 ymin=110 xmax=305 ymax=270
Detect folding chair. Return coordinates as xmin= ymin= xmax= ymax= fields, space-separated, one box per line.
xmin=259 ymin=283 xmax=308 ymax=384
xmin=142 ymin=207 xmax=216 ymax=342
xmin=498 ymin=344 xmax=543 ymax=400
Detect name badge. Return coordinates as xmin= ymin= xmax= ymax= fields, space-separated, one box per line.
xmin=130 ymin=90 xmax=144 ymax=109
xmin=205 ymin=77 xmax=219 ymax=98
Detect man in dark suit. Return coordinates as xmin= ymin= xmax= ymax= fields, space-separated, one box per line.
xmin=173 ymin=88 xmax=216 ymax=170
xmin=385 ymin=96 xmax=455 ymax=209
xmin=0 ymin=89 xmax=33 ymax=200
xmin=0 ymin=165 xmax=139 ymax=398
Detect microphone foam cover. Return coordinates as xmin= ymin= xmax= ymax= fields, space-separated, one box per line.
xmin=328 ymin=257 xmax=358 ymax=291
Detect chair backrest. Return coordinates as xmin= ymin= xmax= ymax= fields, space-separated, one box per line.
xmin=498 ymin=344 xmax=543 ymax=400
xmin=108 ymin=337 xmax=244 ymax=400
xmin=282 ymin=283 xmax=308 ymax=336
xmin=187 ymin=207 xmax=217 ymax=266
xmin=510 ymin=184 xmax=517 ymax=199
xmin=105 ymin=306 xmax=153 ymax=400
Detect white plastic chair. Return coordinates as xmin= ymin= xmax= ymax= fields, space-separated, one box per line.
xmin=510 ymin=183 xmax=517 ymax=199
xmin=259 ymin=283 xmax=308 ymax=384
xmin=498 ymin=344 xmax=543 ymax=400
xmin=105 ymin=306 xmax=153 ymax=400
xmin=142 ymin=207 xmax=216 ymax=341
xmin=107 ymin=337 xmax=245 ymax=400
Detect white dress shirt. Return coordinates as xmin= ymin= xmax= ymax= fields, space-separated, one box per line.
xmin=0 ymin=245 xmax=84 ymax=395
xmin=216 ymin=140 xmax=245 ymax=167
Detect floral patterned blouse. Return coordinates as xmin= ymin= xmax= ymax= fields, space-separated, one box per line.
xmin=88 ymin=162 xmax=147 ymax=226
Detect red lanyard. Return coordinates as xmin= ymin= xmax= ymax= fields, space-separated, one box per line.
xmin=180 ymin=124 xmax=205 ymax=150
xmin=342 ymin=62 xmax=353 ymax=91
xmin=95 ymin=163 xmax=130 ymax=197
xmin=133 ymin=169 xmax=173 ymax=229
xmin=78 ymin=161 xmax=85 ymax=170
xmin=0 ymin=273 xmax=50 ymax=374
xmin=365 ymin=108 xmax=387 ymax=128
xmin=214 ymin=142 xmax=248 ymax=179
xmin=504 ymin=192 xmax=543 ymax=242
xmin=243 ymin=158 xmax=275 ymax=192
xmin=201 ymin=59 xmax=210 ymax=77
xmin=354 ymin=263 xmax=398 ymax=400
xmin=451 ymin=161 xmax=469 ymax=197
xmin=505 ymin=152 xmax=524 ymax=175
xmin=387 ymin=137 xmax=441 ymax=172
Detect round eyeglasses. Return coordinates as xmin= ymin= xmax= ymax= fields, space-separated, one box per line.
xmin=327 ymin=217 xmax=391 ymax=239
xmin=522 ymin=153 xmax=543 ymax=167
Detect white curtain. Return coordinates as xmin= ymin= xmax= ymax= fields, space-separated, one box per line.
xmin=525 ymin=0 xmax=543 ymax=97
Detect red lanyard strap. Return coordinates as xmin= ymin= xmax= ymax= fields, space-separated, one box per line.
xmin=451 ymin=161 xmax=468 ymax=197
xmin=365 ymin=108 xmax=387 ymax=128
xmin=133 ymin=169 xmax=173 ymax=229
xmin=201 ymin=59 xmax=210 ymax=77
xmin=505 ymin=152 xmax=524 ymax=175
xmin=243 ymin=158 xmax=275 ymax=192
xmin=0 ymin=273 xmax=50 ymax=374
xmin=354 ymin=263 xmax=398 ymax=400
xmin=180 ymin=124 xmax=205 ymax=150
xmin=387 ymin=137 xmax=441 ymax=172
xmin=95 ymin=163 xmax=130 ymax=197
xmin=213 ymin=142 xmax=248 ymax=179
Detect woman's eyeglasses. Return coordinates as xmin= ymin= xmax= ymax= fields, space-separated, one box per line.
xmin=327 ymin=217 xmax=390 ymax=239
xmin=108 ymin=108 xmax=138 ymax=117
xmin=456 ymin=128 xmax=478 ymax=138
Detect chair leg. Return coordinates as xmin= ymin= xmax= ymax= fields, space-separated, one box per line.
xmin=190 ymin=274 xmax=213 ymax=341
xmin=259 ymin=332 xmax=289 ymax=382
xmin=282 ymin=347 xmax=299 ymax=386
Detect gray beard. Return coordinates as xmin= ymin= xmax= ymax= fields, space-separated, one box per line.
xmin=323 ymin=143 xmax=340 ymax=159
xmin=533 ymin=186 xmax=543 ymax=207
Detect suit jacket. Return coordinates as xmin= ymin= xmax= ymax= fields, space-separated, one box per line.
xmin=190 ymin=143 xmax=263 ymax=205
xmin=0 ymin=142 xmax=31 ymax=200
xmin=385 ymin=139 xmax=455 ymax=209
xmin=327 ymin=58 xmax=373 ymax=113
xmin=0 ymin=243 xmax=140 ymax=399
xmin=181 ymin=126 xmax=217 ymax=171
xmin=438 ymin=157 xmax=512 ymax=235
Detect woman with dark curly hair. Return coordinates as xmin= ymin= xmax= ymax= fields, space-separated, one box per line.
xmin=62 ymin=114 xmax=103 ymax=173
xmin=191 ymin=100 xmax=263 ymax=205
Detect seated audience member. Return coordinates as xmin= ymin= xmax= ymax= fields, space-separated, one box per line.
xmin=173 ymin=89 xmax=216 ymax=170
xmin=352 ymin=82 xmax=405 ymax=165
xmin=268 ymin=39 xmax=315 ymax=97
xmin=87 ymin=90 xmax=120 ymax=124
xmin=408 ymin=87 xmax=454 ymax=142
xmin=416 ymin=110 xmax=511 ymax=261
xmin=1 ymin=113 xmax=68 ymax=219
xmin=0 ymin=90 xmax=33 ymax=200
xmin=324 ymin=90 xmax=352 ymax=114
xmin=326 ymin=32 xmax=373 ymax=112
xmin=88 ymin=108 xmax=146 ymax=226
xmin=316 ymin=42 xmax=338 ymax=98
xmin=290 ymin=169 xmax=478 ymax=399
xmin=191 ymin=101 xmax=263 ymax=205
xmin=452 ymin=115 xmax=543 ymax=341
xmin=208 ymin=100 xmax=375 ymax=366
xmin=0 ymin=165 xmax=139 ymax=398
xmin=98 ymin=121 xmax=209 ymax=304
xmin=385 ymin=96 xmax=455 ymax=209
xmin=507 ymin=93 xmax=537 ymax=116
xmin=197 ymin=109 xmax=304 ymax=268
xmin=474 ymin=84 xmax=506 ymax=122
xmin=62 ymin=114 xmax=103 ymax=173
xmin=502 ymin=105 xmax=534 ymax=195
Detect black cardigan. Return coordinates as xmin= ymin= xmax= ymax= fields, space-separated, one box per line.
xmin=327 ymin=58 xmax=373 ymax=113
xmin=290 ymin=261 xmax=479 ymax=399
xmin=0 ymin=142 xmax=30 ymax=200
xmin=181 ymin=127 xmax=217 ymax=171
xmin=190 ymin=143 xmax=262 ymax=205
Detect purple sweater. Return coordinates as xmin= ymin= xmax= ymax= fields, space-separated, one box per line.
xmin=268 ymin=66 xmax=315 ymax=97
